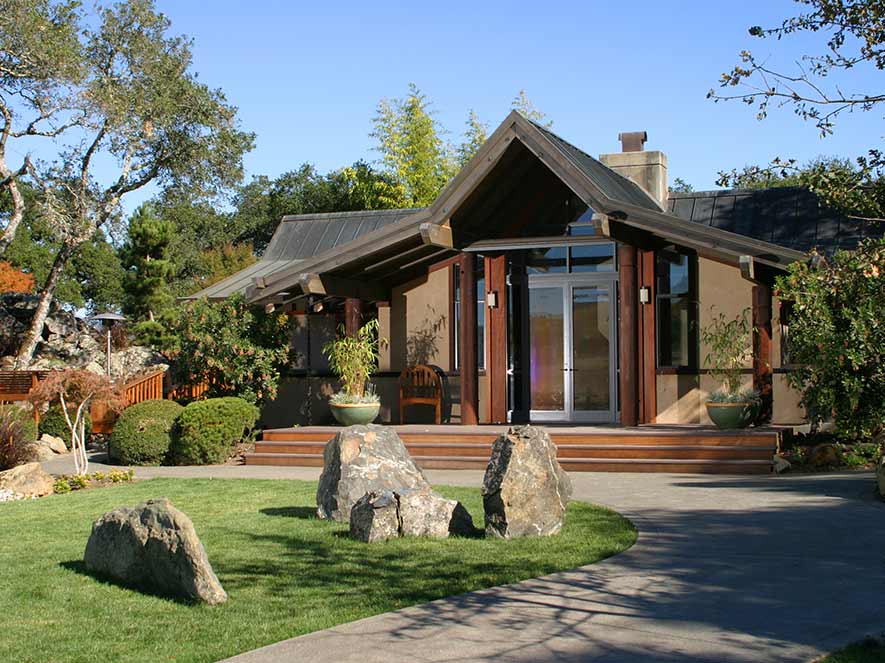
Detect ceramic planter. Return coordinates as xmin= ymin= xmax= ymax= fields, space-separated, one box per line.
xmin=330 ymin=402 xmax=380 ymax=426
xmin=705 ymin=401 xmax=758 ymax=429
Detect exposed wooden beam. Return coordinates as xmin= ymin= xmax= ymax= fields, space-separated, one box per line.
xmin=297 ymin=273 xmax=389 ymax=302
xmin=459 ymin=253 xmax=479 ymax=425
xmin=420 ymin=221 xmax=453 ymax=248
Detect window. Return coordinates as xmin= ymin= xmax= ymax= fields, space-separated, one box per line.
xmin=452 ymin=261 xmax=485 ymax=371
xmin=655 ymin=248 xmax=698 ymax=368
xmin=525 ymin=240 xmax=615 ymax=275
xmin=779 ymin=301 xmax=795 ymax=367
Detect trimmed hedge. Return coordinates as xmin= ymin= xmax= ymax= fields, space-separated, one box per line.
xmin=38 ymin=404 xmax=91 ymax=442
xmin=169 ymin=397 xmax=259 ymax=466
xmin=109 ymin=399 xmax=184 ymax=465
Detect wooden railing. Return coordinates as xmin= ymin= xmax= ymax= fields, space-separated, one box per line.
xmin=167 ymin=380 xmax=210 ymax=402
xmin=0 ymin=370 xmax=50 ymax=425
xmin=91 ymin=368 xmax=168 ymax=434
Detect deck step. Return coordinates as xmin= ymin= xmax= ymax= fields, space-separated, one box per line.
xmin=253 ymin=440 xmax=774 ymax=461
xmin=244 ymin=452 xmax=773 ymax=474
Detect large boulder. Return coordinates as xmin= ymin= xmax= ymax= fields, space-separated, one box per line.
xmin=349 ymin=488 xmax=474 ymax=543
xmin=21 ymin=442 xmax=55 ymax=463
xmin=316 ymin=425 xmax=430 ymax=521
xmin=41 ymin=434 xmax=68 ymax=454
xmin=482 ymin=425 xmax=572 ymax=538
xmin=83 ymin=498 xmax=227 ymax=605
xmin=0 ymin=462 xmax=54 ymax=497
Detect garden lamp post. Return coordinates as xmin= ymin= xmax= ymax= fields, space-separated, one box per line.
xmin=89 ymin=312 xmax=126 ymax=377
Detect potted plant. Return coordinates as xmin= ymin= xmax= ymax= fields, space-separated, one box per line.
xmin=323 ymin=318 xmax=385 ymax=426
xmin=700 ymin=307 xmax=761 ymax=429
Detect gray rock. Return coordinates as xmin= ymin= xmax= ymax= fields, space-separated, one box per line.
xmin=84 ymin=498 xmax=227 ymax=605
xmin=0 ymin=462 xmax=54 ymax=497
xmin=41 ymin=434 xmax=68 ymax=454
xmin=349 ymin=488 xmax=475 ymax=543
xmin=482 ymin=425 xmax=572 ymax=538
xmin=22 ymin=442 xmax=55 ymax=463
xmin=316 ymin=425 xmax=430 ymax=521
xmin=398 ymin=488 xmax=474 ymax=538
xmin=773 ymin=454 xmax=791 ymax=474
xmin=350 ymin=491 xmax=401 ymax=543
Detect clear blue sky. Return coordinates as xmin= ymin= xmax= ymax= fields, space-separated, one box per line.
xmin=148 ymin=0 xmax=879 ymax=197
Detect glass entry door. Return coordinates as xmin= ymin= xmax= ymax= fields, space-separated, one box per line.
xmin=528 ymin=277 xmax=617 ymax=422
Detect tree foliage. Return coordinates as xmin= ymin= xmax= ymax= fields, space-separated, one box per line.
xmin=0 ymin=260 xmax=33 ymax=293
xmin=120 ymin=204 xmax=174 ymax=322
xmin=711 ymin=0 xmax=885 ymax=221
xmin=3 ymin=0 xmax=253 ymax=365
xmin=776 ymin=238 xmax=885 ymax=438
xmin=166 ymin=294 xmax=291 ymax=405
xmin=511 ymin=89 xmax=552 ymax=127
xmin=372 ymin=83 xmax=457 ymax=207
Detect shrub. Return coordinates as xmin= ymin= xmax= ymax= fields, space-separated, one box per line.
xmin=2 ymin=406 xmax=37 ymax=443
xmin=166 ymin=293 xmax=291 ymax=405
xmin=777 ymin=239 xmax=885 ymax=438
xmin=39 ymin=404 xmax=92 ymax=442
xmin=169 ymin=396 xmax=259 ymax=465
xmin=109 ymin=399 xmax=184 ymax=465
xmin=0 ymin=408 xmax=34 ymax=470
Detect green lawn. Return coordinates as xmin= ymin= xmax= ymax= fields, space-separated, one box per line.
xmin=818 ymin=640 xmax=885 ymax=663
xmin=0 ymin=478 xmax=636 ymax=663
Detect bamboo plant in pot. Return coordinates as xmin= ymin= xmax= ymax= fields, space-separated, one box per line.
xmin=700 ymin=307 xmax=761 ymax=429
xmin=323 ymin=318 xmax=385 ymax=426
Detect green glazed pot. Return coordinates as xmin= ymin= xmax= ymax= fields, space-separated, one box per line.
xmin=330 ymin=402 xmax=381 ymax=426
xmin=705 ymin=401 xmax=758 ymax=429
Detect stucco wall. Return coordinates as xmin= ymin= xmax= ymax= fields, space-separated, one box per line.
xmin=388 ymin=268 xmax=452 ymax=372
xmin=656 ymin=257 xmax=754 ymax=424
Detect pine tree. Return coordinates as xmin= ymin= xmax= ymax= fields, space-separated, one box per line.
xmin=120 ymin=204 xmax=174 ymax=323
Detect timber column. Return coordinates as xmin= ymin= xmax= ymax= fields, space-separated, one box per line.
xmin=752 ymin=283 xmax=773 ymax=422
xmin=459 ymin=253 xmax=479 ymax=425
xmin=618 ymin=245 xmax=640 ymax=426
xmin=344 ymin=298 xmax=362 ymax=336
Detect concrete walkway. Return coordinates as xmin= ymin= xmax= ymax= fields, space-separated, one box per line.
xmin=44 ymin=454 xmax=885 ymax=662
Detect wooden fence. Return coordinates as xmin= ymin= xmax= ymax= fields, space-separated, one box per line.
xmin=91 ymin=368 xmax=168 ymax=434
xmin=0 ymin=370 xmax=51 ymax=424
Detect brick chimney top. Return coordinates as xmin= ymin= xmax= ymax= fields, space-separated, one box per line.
xmin=618 ymin=131 xmax=647 ymax=153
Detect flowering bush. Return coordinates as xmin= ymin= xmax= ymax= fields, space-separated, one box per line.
xmin=166 ymin=294 xmax=291 ymax=405
xmin=776 ymin=238 xmax=885 ymax=438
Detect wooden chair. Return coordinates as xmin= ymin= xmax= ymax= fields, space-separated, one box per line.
xmin=398 ymin=364 xmax=443 ymax=424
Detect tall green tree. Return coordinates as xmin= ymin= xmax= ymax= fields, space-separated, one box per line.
xmin=371 ymin=83 xmax=457 ymax=206
xmin=232 ymin=161 xmax=405 ymax=254
xmin=511 ymin=89 xmax=552 ymax=127
xmin=457 ymin=110 xmax=489 ymax=166
xmin=8 ymin=0 xmax=253 ymax=366
xmin=0 ymin=0 xmax=83 ymax=255
xmin=710 ymin=0 xmax=885 ymax=221
xmin=120 ymin=204 xmax=174 ymax=322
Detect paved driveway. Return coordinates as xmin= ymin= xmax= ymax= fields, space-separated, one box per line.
xmin=43 ymin=455 xmax=885 ymax=662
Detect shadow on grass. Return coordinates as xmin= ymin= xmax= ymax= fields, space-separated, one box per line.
xmin=260 ymin=506 xmax=317 ymax=519
xmin=59 ymin=560 xmax=199 ymax=606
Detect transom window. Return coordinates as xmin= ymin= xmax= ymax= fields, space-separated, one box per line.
xmin=526 ymin=240 xmax=616 ymax=275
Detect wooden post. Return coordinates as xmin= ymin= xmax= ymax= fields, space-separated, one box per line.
xmin=752 ymin=283 xmax=773 ymax=423
xmin=618 ymin=245 xmax=640 ymax=427
xmin=345 ymin=298 xmax=362 ymax=337
xmin=486 ymin=254 xmax=508 ymax=424
xmin=637 ymin=249 xmax=657 ymax=423
xmin=459 ymin=253 xmax=479 ymax=425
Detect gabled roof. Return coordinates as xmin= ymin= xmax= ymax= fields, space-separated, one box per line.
xmin=668 ymin=187 xmax=883 ymax=254
xmin=183 ymin=208 xmax=420 ymax=300
xmin=187 ymin=111 xmax=814 ymax=305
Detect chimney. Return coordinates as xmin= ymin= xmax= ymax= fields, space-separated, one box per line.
xmin=599 ymin=131 xmax=668 ymax=206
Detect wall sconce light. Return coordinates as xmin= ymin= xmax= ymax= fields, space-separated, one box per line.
xmin=486 ymin=291 xmax=498 ymax=309
xmin=638 ymin=286 xmax=650 ymax=305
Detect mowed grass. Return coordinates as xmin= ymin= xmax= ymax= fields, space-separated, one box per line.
xmin=0 ymin=478 xmax=636 ymax=663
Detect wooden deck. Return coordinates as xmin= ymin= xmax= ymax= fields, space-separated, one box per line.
xmin=246 ymin=424 xmax=784 ymax=474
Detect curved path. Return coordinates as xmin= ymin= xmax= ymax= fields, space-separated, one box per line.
xmin=43 ymin=456 xmax=885 ymax=662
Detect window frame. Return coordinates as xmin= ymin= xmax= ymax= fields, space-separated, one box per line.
xmin=654 ymin=247 xmax=699 ymax=370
